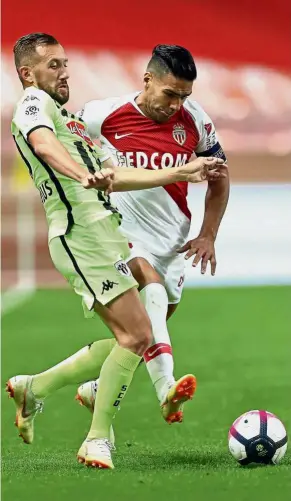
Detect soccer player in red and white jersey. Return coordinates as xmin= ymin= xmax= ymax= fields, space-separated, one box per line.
xmin=76 ymin=45 xmax=229 ymax=424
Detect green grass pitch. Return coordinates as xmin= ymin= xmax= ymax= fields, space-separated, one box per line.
xmin=2 ymin=286 xmax=291 ymax=501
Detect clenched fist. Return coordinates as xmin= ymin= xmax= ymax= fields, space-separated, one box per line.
xmin=180 ymin=157 xmax=227 ymax=183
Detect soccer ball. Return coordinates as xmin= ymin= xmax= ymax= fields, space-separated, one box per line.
xmin=228 ymin=410 xmax=288 ymax=465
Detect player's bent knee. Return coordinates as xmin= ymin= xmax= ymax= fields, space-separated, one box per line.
xmin=138 ymin=327 xmax=153 ymax=354
xmin=130 ymin=322 xmax=152 ymax=355
xmin=128 ymin=332 xmax=152 ymax=356
xmin=117 ymin=319 xmax=152 ymax=356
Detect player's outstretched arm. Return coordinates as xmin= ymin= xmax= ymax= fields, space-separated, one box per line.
xmin=107 ymin=157 xmax=227 ymax=192
xmin=177 ymin=166 xmax=229 ymax=276
xmin=29 ymin=127 xmax=114 ymax=191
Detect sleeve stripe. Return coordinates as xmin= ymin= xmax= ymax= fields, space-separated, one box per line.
xmin=27 ymin=125 xmax=54 ymax=141
xmin=196 ymin=141 xmax=226 ymax=159
xmin=21 ymin=132 xmax=75 ymax=234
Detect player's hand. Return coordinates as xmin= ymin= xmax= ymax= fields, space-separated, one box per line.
xmin=181 ymin=157 xmax=227 ymax=183
xmin=177 ymin=236 xmax=217 ymax=275
xmin=81 ymin=168 xmax=115 ymax=194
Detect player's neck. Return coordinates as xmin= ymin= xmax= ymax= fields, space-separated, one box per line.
xmin=135 ymin=92 xmax=152 ymax=120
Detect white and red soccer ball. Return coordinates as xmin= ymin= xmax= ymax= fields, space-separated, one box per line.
xmin=228 ymin=410 xmax=288 ymax=465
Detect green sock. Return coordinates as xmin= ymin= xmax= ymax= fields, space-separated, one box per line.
xmin=31 ymin=338 xmax=116 ymax=398
xmin=87 ymin=344 xmax=141 ymax=440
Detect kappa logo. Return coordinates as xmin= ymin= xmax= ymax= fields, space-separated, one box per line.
xmin=173 ymin=123 xmax=186 ymax=145
xmin=66 ymin=121 xmax=94 ymax=146
xmin=114 ymin=260 xmax=131 ymax=276
xmin=101 ymin=279 xmax=118 ymax=295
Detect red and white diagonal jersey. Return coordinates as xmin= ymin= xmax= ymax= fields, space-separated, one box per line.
xmin=78 ymin=92 xmax=226 ymax=257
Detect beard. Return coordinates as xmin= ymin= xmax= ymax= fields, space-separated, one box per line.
xmin=52 ymin=89 xmax=69 ymax=105
xmin=38 ymin=82 xmax=69 ymax=105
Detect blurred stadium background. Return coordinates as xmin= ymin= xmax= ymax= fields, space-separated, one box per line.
xmin=2 ymin=2 xmax=291 ymax=499
xmin=1 ymin=0 xmax=291 ymax=303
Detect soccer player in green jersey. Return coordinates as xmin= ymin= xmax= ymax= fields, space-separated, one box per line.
xmin=7 ymin=33 xmax=226 ymax=469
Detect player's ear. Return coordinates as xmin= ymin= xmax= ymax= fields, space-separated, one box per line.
xmin=144 ymin=71 xmax=153 ymax=90
xmin=18 ymin=66 xmax=34 ymax=85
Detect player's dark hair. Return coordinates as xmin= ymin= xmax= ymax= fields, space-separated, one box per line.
xmin=147 ymin=44 xmax=197 ymax=81
xmin=13 ymin=33 xmax=59 ymax=70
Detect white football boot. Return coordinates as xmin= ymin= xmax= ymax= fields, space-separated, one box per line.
xmin=76 ymin=379 xmax=115 ymax=463
xmin=83 ymin=438 xmax=115 ymax=469
xmin=75 ymin=380 xmax=98 ymax=413
xmin=6 ymin=375 xmax=44 ymax=444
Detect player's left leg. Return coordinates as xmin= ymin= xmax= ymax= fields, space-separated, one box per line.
xmin=133 ymin=253 xmax=196 ymax=423
xmin=129 ymin=255 xmax=176 ymax=401
xmin=159 ymin=255 xmax=196 ymax=422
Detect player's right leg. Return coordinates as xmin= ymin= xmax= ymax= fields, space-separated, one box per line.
xmin=82 ymin=286 xmax=152 ymax=468
xmin=129 ymin=253 xmax=196 ymax=423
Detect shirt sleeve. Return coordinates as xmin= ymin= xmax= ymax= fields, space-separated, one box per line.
xmin=76 ymin=100 xmax=103 ymax=140
xmin=95 ymin=145 xmax=110 ymax=164
xmin=186 ymin=100 xmax=227 ymax=162
xmin=76 ymin=101 xmax=110 ymax=163
xmin=13 ymin=89 xmax=57 ymax=141
xmin=195 ymin=110 xmax=227 ymax=161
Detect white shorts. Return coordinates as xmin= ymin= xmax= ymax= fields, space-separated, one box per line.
xmin=111 ymin=193 xmax=188 ymax=304
xmin=126 ymin=241 xmax=186 ymax=304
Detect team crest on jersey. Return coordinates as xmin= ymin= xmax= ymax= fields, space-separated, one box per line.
xmin=114 ymin=260 xmax=131 ymax=277
xmin=173 ymin=123 xmax=186 ymax=146
xmin=66 ymin=121 xmax=94 ymax=146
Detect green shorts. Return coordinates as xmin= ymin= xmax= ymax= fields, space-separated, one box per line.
xmin=49 ymin=215 xmax=138 ymax=317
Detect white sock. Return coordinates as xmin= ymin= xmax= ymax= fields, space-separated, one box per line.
xmin=139 ymin=283 xmax=175 ymax=402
